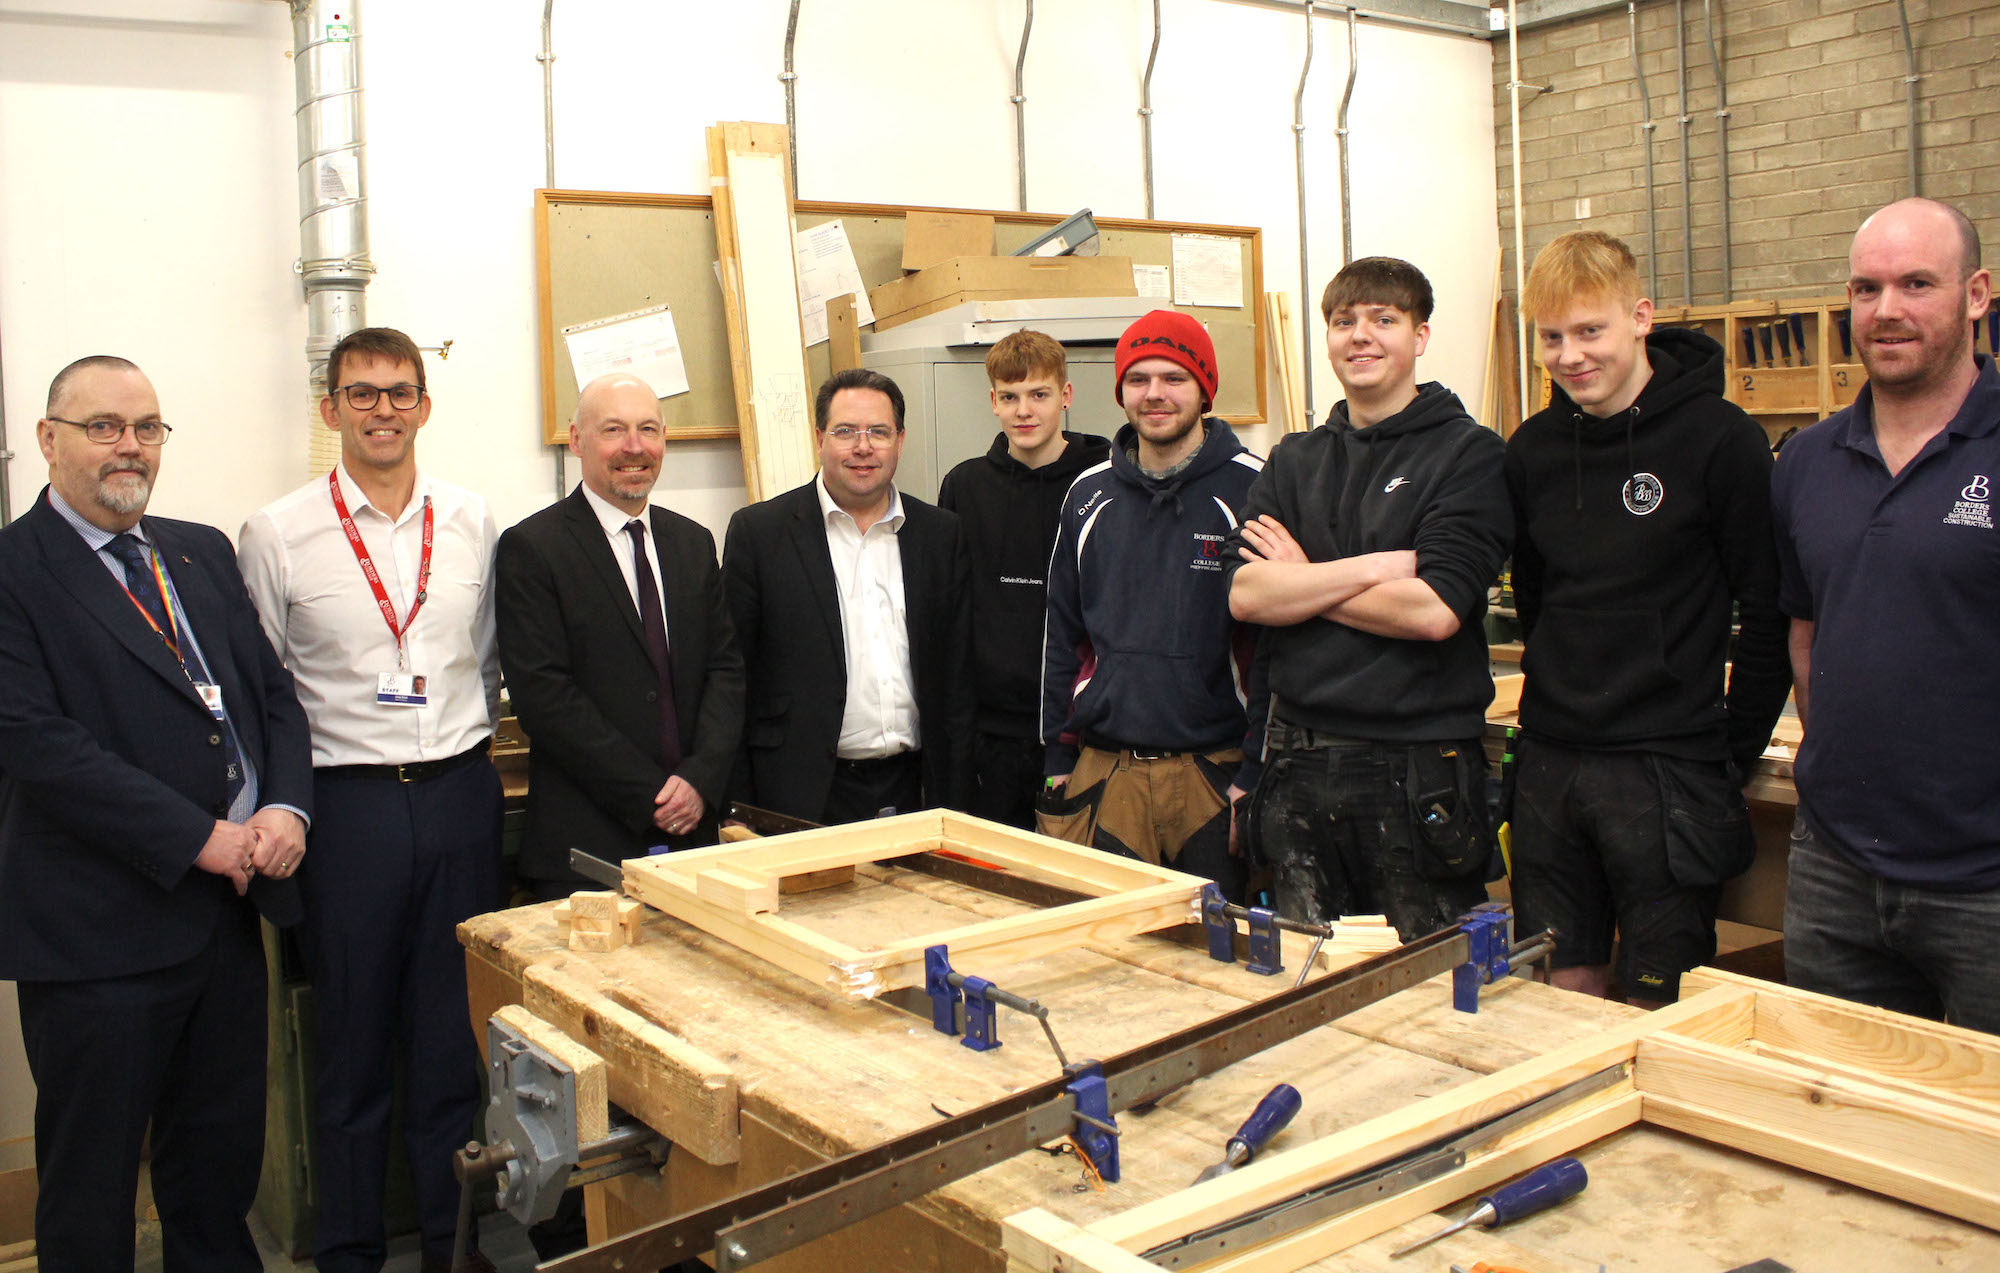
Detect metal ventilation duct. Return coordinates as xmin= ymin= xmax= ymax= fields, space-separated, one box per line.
xmin=291 ymin=0 xmax=374 ymax=475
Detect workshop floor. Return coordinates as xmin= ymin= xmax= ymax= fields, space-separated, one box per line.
xmin=122 ymin=1165 xmax=543 ymax=1272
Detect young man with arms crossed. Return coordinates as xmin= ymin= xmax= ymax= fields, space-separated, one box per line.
xmin=1040 ymin=310 xmax=1264 ymax=900
xmin=938 ymin=330 xmax=1109 ymax=829
xmin=1506 ymin=232 xmax=1790 ymax=1008
xmin=1226 ymin=258 xmax=1511 ymax=940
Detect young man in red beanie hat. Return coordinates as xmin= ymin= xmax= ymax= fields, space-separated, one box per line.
xmin=1038 ymin=310 xmax=1266 ymax=899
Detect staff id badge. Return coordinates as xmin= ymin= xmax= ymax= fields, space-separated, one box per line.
xmin=196 ymin=683 xmax=226 ymax=720
xmin=376 ymin=671 xmax=429 ymax=708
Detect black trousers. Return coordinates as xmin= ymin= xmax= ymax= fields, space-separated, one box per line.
xmin=822 ymin=751 xmax=924 ymax=825
xmin=301 ymin=756 xmax=502 ymax=1271
xmin=18 ymin=899 xmax=267 ymax=1273
xmin=964 ymin=732 xmax=1043 ymax=830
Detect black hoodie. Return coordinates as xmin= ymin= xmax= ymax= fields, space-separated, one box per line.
xmin=1224 ymin=383 xmax=1512 ymax=742
xmin=1503 ymin=327 xmax=1791 ymax=772
xmin=938 ymin=430 xmax=1111 ymax=738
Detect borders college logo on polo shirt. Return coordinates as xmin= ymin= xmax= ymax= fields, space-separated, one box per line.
xmin=1944 ymin=475 xmax=1993 ymax=530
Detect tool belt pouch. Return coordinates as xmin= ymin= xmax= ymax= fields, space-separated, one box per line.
xmin=1651 ymin=755 xmax=1756 ymax=887
xmin=1405 ymin=744 xmax=1492 ymax=882
xmin=1035 ymin=774 xmax=1104 ymax=847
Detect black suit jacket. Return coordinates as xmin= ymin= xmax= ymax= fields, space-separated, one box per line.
xmin=0 ymin=491 xmax=310 ymax=982
xmin=496 ymin=487 xmax=746 ymax=880
xmin=722 ymin=480 xmax=974 ymax=822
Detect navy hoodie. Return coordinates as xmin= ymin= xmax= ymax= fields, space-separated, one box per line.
xmin=939 ymin=431 xmax=1112 ymax=738
xmin=1225 ymin=383 xmax=1512 ymax=742
xmin=1041 ymin=419 xmax=1266 ymax=790
xmin=1504 ymin=327 xmax=1791 ymax=773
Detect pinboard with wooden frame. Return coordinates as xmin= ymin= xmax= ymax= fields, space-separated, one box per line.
xmin=1003 ymin=967 xmax=2000 ymax=1272
xmin=617 ymin=810 xmax=1206 ymax=1001
xmin=535 ymin=189 xmax=1266 ymax=445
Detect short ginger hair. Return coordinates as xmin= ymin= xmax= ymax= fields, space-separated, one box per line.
xmin=1522 ymin=231 xmax=1644 ymax=322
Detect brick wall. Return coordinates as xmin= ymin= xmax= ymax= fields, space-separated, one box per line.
xmin=1493 ymin=0 xmax=2000 ymax=306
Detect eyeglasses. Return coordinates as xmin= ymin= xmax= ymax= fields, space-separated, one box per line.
xmin=48 ymin=416 xmax=173 ymax=445
xmin=333 ymin=382 xmax=425 ymax=410
xmin=824 ymin=424 xmax=898 ymax=444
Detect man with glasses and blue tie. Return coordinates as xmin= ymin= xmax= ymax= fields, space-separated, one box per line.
xmin=495 ymin=372 xmax=746 ymax=900
xmin=0 ymin=355 xmax=313 ymax=1271
xmin=723 ymin=367 xmax=974 ymax=824
xmin=238 ymin=328 xmax=503 ymax=1273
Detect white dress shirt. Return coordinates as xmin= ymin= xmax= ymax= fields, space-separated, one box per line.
xmin=577 ymin=482 xmax=669 ymax=649
xmin=817 ymin=475 xmax=919 ymax=760
xmin=238 ymin=463 xmax=501 ymax=767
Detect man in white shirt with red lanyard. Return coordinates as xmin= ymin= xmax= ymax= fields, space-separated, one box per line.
xmin=239 ymin=327 xmax=502 ymax=1273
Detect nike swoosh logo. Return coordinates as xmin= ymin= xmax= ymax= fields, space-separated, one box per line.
xmin=1383 ymin=477 xmax=1410 ymax=493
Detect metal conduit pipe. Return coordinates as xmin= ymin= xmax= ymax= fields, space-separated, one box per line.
xmin=1894 ymin=0 xmax=1920 ymax=196
xmin=1700 ymin=0 xmax=1731 ymax=300
xmin=1294 ymin=0 xmax=1315 ymax=426
xmin=1140 ymin=0 xmax=1161 ymax=220
xmin=1630 ymin=1 xmax=1660 ymax=300
xmin=782 ymin=0 xmax=802 ymax=189
xmin=1336 ymin=4 xmax=1358 ymax=266
xmin=542 ymin=0 xmax=566 ymax=495
xmin=1508 ymin=0 xmax=1528 ymax=422
xmin=292 ymin=0 xmax=375 ymax=476
xmin=1674 ymin=0 xmax=1692 ymax=304
xmin=1013 ymin=0 xmax=1033 ymax=211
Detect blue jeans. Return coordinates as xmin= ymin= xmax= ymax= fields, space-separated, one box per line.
xmin=1785 ymin=812 xmax=2000 ymax=1034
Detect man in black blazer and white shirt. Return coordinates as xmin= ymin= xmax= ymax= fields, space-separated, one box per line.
xmin=497 ymin=372 xmax=746 ymax=896
xmin=0 ymin=355 xmax=312 ymax=1271
xmin=723 ymin=368 xmax=974 ymax=823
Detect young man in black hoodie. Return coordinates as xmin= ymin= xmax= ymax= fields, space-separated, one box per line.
xmin=1040 ymin=311 xmax=1264 ymax=900
xmin=1226 ymin=258 xmax=1512 ymax=940
xmin=938 ymin=331 xmax=1109 ymax=829
xmin=1506 ymin=231 xmax=1790 ymax=1007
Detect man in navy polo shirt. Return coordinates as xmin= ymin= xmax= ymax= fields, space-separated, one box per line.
xmin=1773 ymin=197 xmax=1999 ymax=1033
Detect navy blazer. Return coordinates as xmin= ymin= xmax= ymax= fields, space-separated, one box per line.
xmin=496 ymin=487 xmax=746 ymax=879
xmin=722 ymin=479 xmax=974 ymax=822
xmin=0 ymin=490 xmax=311 ymax=981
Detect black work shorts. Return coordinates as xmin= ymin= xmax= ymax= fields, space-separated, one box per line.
xmin=1508 ymin=738 xmax=1751 ymax=1001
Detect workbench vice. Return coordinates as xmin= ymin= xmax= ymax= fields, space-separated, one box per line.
xmin=453 ymin=1013 xmax=667 ymax=1234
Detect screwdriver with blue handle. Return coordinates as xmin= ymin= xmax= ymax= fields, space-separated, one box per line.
xmin=1389 ymin=1156 xmax=1588 ymax=1258
xmin=1192 ymin=1084 xmax=1303 ymax=1184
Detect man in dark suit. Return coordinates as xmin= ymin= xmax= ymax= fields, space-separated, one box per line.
xmin=723 ymin=367 xmax=973 ymax=824
xmin=0 ymin=355 xmax=312 ymax=1272
xmin=497 ymin=372 xmax=746 ymax=897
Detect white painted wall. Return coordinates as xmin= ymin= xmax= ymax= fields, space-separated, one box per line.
xmin=2 ymin=0 xmax=1497 ymax=542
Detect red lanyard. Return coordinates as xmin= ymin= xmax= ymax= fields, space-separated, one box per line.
xmin=115 ymin=540 xmax=184 ymax=663
xmin=329 ymin=469 xmax=433 ymax=650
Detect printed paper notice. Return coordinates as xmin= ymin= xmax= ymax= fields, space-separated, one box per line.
xmin=795 ymin=219 xmax=875 ymax=346
xmin=562 ymin=305 xmax=690 ymax=400
xmin=1132 ymin=264 xmax=1172 ymax=300
xmin=1171 ymin=233 xmax=1243 ymax=309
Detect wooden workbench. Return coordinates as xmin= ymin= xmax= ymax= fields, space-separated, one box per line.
xmin=459 ymin=856 xmax=2000 ymax=1271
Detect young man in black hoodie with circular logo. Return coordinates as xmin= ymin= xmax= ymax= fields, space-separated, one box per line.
xmin=938 ymin=331 xmax=1110 ymax=829
xmin=1226 ymin=258 xmax=1512 ymax=940
xmin=1505 ymin=231 xmax=1790 ymax=1007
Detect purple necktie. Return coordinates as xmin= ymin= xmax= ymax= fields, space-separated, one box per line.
xmin=625 ymin=520 xmax=683 ymax=775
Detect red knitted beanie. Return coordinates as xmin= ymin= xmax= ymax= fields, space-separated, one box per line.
xmin=1112 ymin=310 xmax=1219 ymax=409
